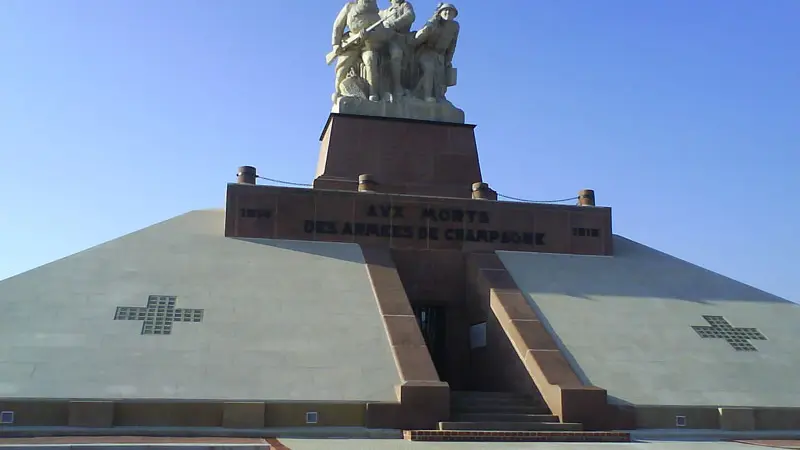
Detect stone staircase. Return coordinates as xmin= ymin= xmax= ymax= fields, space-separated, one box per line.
xmin=403 ymin=391 xmax=631 ymax=443
xmin=443 ymin=390 xmax=582 ymax=432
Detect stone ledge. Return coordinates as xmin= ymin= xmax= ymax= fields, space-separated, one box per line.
xmin=395 ymin=381 xmax=451 ymax=430
xmin=0 ymin=436 xmax=269 ymax=449
xmin=403 ymin=430 xmax=631 ymax=442
xmin=0 ymin=426 xmax=403 ymax=440
xmin=332 ymin=97 xmax=465 ymax=124
xmin=222 ymin=402 xmax=266 ymax=429
xmin=264 ymin=403 xmax=364 ymax=428
xmin=0 ymin=401 xmax=371 ymax=429
xmin=67 ymin=401 xmax=113 ymax=428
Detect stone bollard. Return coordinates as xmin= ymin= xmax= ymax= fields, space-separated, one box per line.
xmin=358 ymin=174 xmax=377 ymax=193
xmin=472 ymin=182 xmax=491 ymax=200
xmin=578 ymin=189 xmax=596 ymax=206
xmin=237 ymin=166 xmax=257 ymax=185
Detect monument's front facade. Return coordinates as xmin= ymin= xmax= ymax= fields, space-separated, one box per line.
xmin=1 ymin=1 xmax=800 ymax=444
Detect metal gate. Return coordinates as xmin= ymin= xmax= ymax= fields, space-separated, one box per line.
xmin=412 ymin=305 xmax=447 ymax=381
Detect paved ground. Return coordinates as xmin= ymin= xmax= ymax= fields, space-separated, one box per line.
xmin=278 ymin=439 xmax=799 ymax=449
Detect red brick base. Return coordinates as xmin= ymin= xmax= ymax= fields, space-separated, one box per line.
xmin=403 ymin=430 xmax=631 ymax=442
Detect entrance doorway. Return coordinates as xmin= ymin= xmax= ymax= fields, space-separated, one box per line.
xmin=412 ymin=305 xmax=448 ymax=381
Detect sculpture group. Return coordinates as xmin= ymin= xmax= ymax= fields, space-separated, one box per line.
xmin=329 ymin=1 xmax=460 ymax=106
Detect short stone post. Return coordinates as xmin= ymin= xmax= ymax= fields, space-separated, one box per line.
xmin=237 ymin=166 xmax=257 ymax=185
xmin=472 ymin=182 xmax=491 ymax=200
xmin=358 ymin=174 xmax=377 ymax=193
xmin=578 ymin=189 xmax=596 ymax=206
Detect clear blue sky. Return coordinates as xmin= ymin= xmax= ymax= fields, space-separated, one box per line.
xmin=1 ymin=0 xmax=798 ymax=302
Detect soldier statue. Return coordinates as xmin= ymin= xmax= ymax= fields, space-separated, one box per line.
xmin=328 ymin=1 xmax=462 ymax=111
xmin=413 ymin=3 xmax=460 ymax=102
xmin=330 ymin=0 xmax=394 ymax=102
xmin=379 ymin=0 xmax=416 ymax=99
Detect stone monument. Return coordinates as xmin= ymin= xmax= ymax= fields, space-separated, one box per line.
xmin=3 ymin=1 xmax=800 ymax=445
xmin=317 ymin=1 xmax=479 ymax=197
xmin=328 ymin=1 xmax=464 ymax=124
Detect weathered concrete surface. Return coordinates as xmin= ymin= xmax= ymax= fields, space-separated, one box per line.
xmin=498 ymin=235 xmax=800 ymax=408
xmin=0 ymin=209 xmax=399 ymax=402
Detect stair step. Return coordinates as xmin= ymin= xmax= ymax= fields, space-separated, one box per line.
xmin=404 ymin=430 xmax=631 ymax=443
xmin=452 ymin=391 xmax=541 ymax=401
xmin=452 ymin=392 xmax=545 ymax=405
xmin=455 ymin=404 xmax=551 ymax=415
xmin=439 ymin=421 xmax=583 ymax=432
xmin=452 ymin=390 xmax=525 ymax=398
xmin=454 ymin=413 xmax=559 ymax=423
xmin=452 ymin=397 xmax=546 ymax=408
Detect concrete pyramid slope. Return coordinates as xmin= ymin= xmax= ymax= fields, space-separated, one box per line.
xmin=498 ymin=236 xmax=800 ymax=408
xmin=0 ymin=209 xmax=400 ymax=402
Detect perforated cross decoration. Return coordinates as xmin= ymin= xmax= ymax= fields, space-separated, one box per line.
xmin=114 ymin=295 xmax=204 ymax=335
xmin=691 ymin=315 xmax=766 ymax=352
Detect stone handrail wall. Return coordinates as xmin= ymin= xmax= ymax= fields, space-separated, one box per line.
xmin=467 ymin=253 xmax=613 ymax=430
xmin=362 ymin=246 xmax=450 ymax=429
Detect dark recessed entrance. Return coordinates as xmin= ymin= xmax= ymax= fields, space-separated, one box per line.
xmin=412 ymin=304 xmax=448 ymax=381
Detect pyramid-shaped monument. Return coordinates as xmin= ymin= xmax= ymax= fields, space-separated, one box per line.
xmin=2 ymin=1 xmax=799 ymax=443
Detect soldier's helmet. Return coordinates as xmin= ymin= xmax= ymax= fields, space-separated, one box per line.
xmin=436 ymin=3 xmax=458 ymax=18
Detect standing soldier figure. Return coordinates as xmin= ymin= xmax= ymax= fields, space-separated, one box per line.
xmin=330 ymin=0 xmax=392 ymax=102
xmin=380 ymin=0 xmax=416 ymax=99
xmin=413 ymin=3 xmax=460 ymax=103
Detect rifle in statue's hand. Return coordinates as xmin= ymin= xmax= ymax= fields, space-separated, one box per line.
xmin=325 ymin=12 xmax=395 ymax=66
